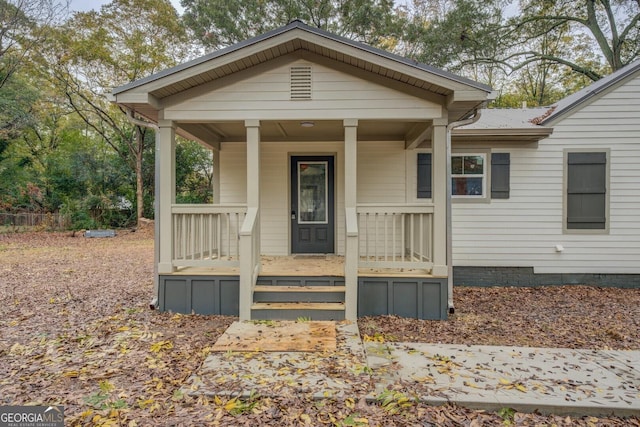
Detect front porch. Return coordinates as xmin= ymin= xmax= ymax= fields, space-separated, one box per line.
xmin=112 ymin=21 xmax=493 ymax=321
xmin=160 ymin=204 xmax=447 ymax=320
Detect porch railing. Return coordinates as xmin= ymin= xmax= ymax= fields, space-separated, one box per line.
xmin=345 ymin=207 xmax=358 ymax=320
xmin=239 ymin=207 xmax=260 ymax=286
xmin=239 ymin=207 xmax=260 ymax=320
xmin=356 ymin=204 xmax=434 ymax=271
xmin=171 ymin=204 xmax=247 ymax=268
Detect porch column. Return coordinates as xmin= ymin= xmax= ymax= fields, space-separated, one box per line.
xmin=431 ymin=118 xmax=448 ymax=276
xmin=245 ymin=120 xmax=261 ymax=208
xmin=157 ymin=119 xmax=176 ymax=274
xmin=344 ymin=119 xmax=358 ymax=320
xmin=239 ymin=119 xmax=261 ymax=320
xmin=212 ymin=147 xmax=220 ymax=204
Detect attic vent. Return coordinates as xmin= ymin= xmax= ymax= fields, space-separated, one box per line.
xmin=290 ymin=66 xmax=312 ymax=100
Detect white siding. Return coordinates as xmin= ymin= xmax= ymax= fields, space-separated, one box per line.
xmin=218 ymin=140 xmax=411 ymax=256
xmin=164 ymin=60 xmax=442 ymax=121
xmin=219 ymin=143 xmax=246 ymax=204
xmin=453 ymin=74 xmax=640 ymax=274
xmin=357 ymin=141 xmax=406 ymax=203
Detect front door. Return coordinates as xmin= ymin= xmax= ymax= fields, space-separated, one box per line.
xmin=291 ymin=156 xmax=335 ymax=254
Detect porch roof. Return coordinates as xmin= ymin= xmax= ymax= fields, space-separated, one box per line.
xmin=111 ymin=20 xmax=493 ymax=144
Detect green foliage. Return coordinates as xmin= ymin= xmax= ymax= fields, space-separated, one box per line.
xmin=375 ymin=389 xmax=415 ymax=415
xmin=0 ymin=73 xmax=39 ymax=141
xmin=498 ymin=407 xmax=516 ymax=425
xmin=338 ymin=413 xmax=369 ymax=426
xmin=0 ymin=0 xmax=67 ymax=89
xmin=219 ymin=391 xmax=261 ymax=415
xmin=511 ymin=0 xmax=639 ymax=76
xmin=41 ymin=0 xmax=192 ymax=225
xmin=60 ymin=199 xmax=96 ymax=231
xmin=84 ymin=380 xmax=129 ymax=410
xmin=406 ymin=0 xmax=505 ymax=71
xmin=182 ymin=0 xmax=402 ymax=50
xmin=175 ymin=140 xmax=214 ymax=204
xmin=3 ymin=0 xmax=636 ymax=233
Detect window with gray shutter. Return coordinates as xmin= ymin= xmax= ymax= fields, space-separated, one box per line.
xmin=567 ymin=152 xmax=606 ymax=229
xmin=491 ymin=153 xmax=510 ymax=199
xmin=418 ymin=152 xmax=507 ymax=200
xmin=417 ymin=153 xmax=432 ymax=198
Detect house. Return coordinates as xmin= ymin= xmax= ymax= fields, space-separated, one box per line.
xmin=452 ymin=59 xmax=640 ymax=288
xmin=111 ymin=20 xmax=639 ymax=321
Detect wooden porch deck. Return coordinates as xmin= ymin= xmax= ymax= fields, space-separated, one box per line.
xmin=170 ymin=255 xmax=432 ymax=277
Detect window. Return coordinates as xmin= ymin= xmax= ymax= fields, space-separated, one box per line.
xmin=416 ymin=152 xmax=509 ymax=200
xmin=452 ymin=154 xmax=486 ymax=197
xmin=566 ymin=151 xmax=608 ymax=231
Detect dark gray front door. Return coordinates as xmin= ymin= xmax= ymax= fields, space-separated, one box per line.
xmin=291 ymin=156 xmax=335 ymax=254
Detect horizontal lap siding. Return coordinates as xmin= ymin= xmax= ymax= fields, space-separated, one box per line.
xmin=453 ymin=74 xmax=640 ymax=275
xmin=357 ymin=142 xmax=408 ymax=255
xmin=220 ymin=143 xmax=246 ymax=203
xmin=165 ymin=60 xmax=441 ymax=120
xmin=219 ymin=141 xmax=409 ymax=256
xmin=357 ymin=141 xmax=406 ymax=203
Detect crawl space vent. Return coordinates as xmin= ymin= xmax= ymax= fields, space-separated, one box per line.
xmin=290 ymin=66 xmax=312 ymax=100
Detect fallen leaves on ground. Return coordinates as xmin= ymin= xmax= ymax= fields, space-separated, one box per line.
xmin=359 ymin=286 xmax=640 ymax=350
xmin=0 ymin=231 xmax=638 ymax=426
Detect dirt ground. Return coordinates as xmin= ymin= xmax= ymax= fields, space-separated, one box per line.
xmin=0 ymin=231 xmax=638 ymax=426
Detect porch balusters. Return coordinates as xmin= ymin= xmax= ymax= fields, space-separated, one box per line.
xmin=356 ymin=205 xmax=434 ymax=272
xmin=171 ymin=205 xmax=247 ymax=268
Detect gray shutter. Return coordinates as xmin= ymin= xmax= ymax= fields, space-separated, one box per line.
xmin=417 ymin=153 xmax=432 ymax=198
xmin=567 ymin=152 xmax=606 ymax=229
xmin=491 ymin=153 xmax=510 ymax=199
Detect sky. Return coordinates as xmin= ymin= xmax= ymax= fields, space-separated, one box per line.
xmin=69 ymin=0 xmax=185 ymax=13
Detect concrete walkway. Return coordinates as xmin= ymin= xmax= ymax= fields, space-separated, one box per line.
xmin=368 ymin=341 xmax=639 ymax=416
xmin=184 ymin=321 xmax=640 ymax=417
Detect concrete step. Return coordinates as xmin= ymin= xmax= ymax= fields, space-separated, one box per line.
xmin=253 ymin=285 xmax=345 ymax=303
xmin=251 ymin=302 xmax=345 ymax=320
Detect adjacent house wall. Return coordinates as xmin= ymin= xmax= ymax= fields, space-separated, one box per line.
xmin=452 ymin=73 xmax=640 ymax=277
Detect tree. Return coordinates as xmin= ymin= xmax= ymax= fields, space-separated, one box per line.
xmin=506 ymin=0 xmax=639 ymax=80
xmin=44 ymin=0 xmax=190 ymax=226
xmin=0 ymin=70 xmax=40 ymax=210
xmin=181 ymin=0 xmax=402 ymax=50
xmin=399 ymin=0 xmax=508 ymax=87
xmin=175 ymin=140 xmax=213 ymax=204
xmin=396 ymin=0 xmax=637 ymax=104
xmin=0 ymin=0 xmax=68 ymax=89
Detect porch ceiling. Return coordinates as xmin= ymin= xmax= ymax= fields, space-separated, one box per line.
xmin=177 ymin=119 xmax=424 ymax=145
